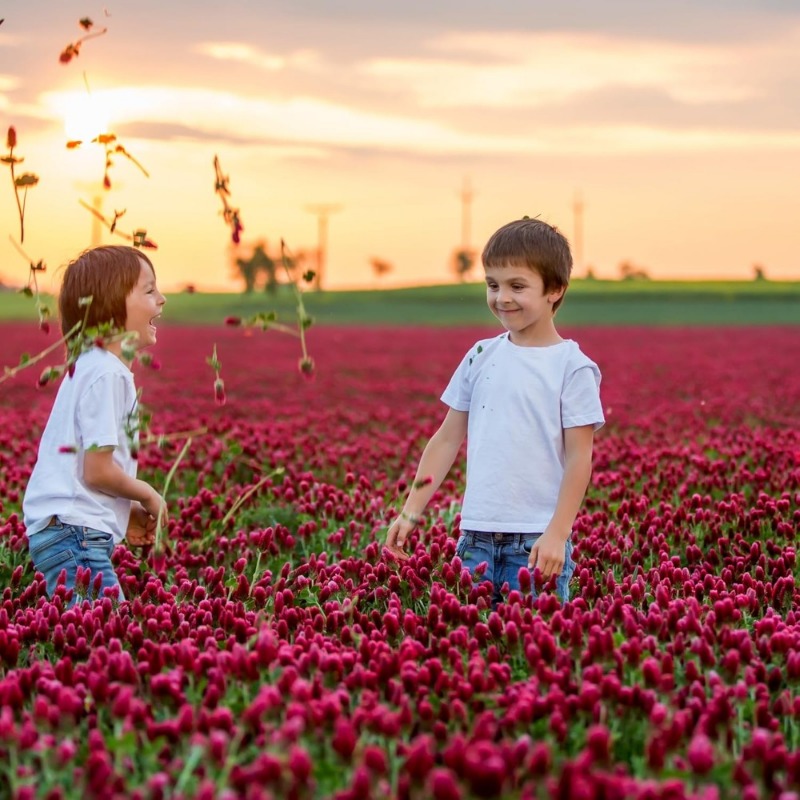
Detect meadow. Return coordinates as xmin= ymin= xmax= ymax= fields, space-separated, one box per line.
xmin=0 ymin=317 xmax=799 ymax=799
xmin=1 ymin=277 xmax=799 ymax=326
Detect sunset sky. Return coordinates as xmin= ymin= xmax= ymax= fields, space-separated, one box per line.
xmin=1 ymin=0 xmax=799 ymax=292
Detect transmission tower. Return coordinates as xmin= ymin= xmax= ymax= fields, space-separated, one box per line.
xmin=572 ymin=190 xmax=584 ymax=275
xmin=459 ymin=176 xmax=474 ymax=250
xmin=305 ymin=203 xmax=342 ymax=291
xmin=74 ymin=179 xmax=109 ymax=247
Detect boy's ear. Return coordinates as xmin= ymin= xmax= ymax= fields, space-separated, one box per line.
xmin=548 ymin=285 xmax=566 ymax=304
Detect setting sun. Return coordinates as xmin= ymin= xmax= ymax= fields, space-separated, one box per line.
xmin=60 ymin=92 xmax=110 ymax=144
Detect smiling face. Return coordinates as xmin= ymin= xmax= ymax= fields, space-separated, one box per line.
xmin=125 ymin=259 xmax=166 ymax=351
xmin=485 ymin=264 xmax=565 ymax=346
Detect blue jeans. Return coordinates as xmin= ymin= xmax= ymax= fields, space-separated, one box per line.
xmin=455 ymin=531 xmax=576 ymax=606
xmin=27 ymin=517 xmax=122 ymax=605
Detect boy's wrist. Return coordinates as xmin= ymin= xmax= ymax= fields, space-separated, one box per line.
xmin=544 ymin=522 xmax=571 ymax=542
xmin=400 ymin=510 xmax=423 ymax=525
xmin=136 ymin=480 xmax=158 ymax=502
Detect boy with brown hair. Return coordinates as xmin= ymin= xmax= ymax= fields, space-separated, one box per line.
xmin=23 ymin=245 xmax=168 ymax=604
xmin=386 ymin=217 xmax=604 ymax=605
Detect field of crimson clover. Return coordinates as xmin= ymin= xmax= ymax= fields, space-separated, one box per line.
xmin=0 ymin=322 xmax=799 ymax=800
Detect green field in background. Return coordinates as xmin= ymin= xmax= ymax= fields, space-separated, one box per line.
xmin=1 ymin=279 xmax=798 ymax=326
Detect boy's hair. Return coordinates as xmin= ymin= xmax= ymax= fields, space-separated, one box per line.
xmin=482 ymin=218 xmax=572 ymax=312
xmin=59 ymin=246 xmax=154 ymax=337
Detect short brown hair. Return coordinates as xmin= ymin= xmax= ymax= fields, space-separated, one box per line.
xmin=482 ymin=218 xmax=572 ymax=312
xmin=59 ymin=246 xmax=155 ymax=337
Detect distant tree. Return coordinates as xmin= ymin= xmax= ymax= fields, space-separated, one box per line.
xmin=230 ymin=239 xmax=309 ymax=293
xmin=452 ymin=247 xmax=477 ymax=282
xmin=584 ymin=265 xmax=597 ymax=280
xmin=619 ymin=260 xmax=650 ymax=281
xmin=248 ymin=243 xmax=277 ymax=294
xmin=370 ymin=257 xmax=393 ymax=279
xmin=281 ymin=247 xmax=310 ymax=284
xmin=231 ymin=241 xmax=259 ymax=293
xmin=753 ymin=263 xmax=767 ymax=281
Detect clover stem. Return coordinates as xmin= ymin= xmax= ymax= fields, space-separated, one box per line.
xmin=8 ymin=144 xmax=25 ymax=242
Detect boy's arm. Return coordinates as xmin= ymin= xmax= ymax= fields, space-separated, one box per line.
xmin=83 ymin=447 xmax=167 ymax=526
xmin=385 ymin=407 xmax=468 ymax=559
xmin=529 ymin=424 xmax=594 ymax=578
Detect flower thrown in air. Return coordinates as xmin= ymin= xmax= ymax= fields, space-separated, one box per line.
xmin=3 ymin=126 xmax=39 ymax=243
xmin=58 ymin=18 xmax=108 ymax=64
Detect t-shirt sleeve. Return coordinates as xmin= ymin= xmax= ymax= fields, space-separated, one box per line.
xmin=76 ymin=373 xmax=126 ymax=450
xmin=440 ymin=348 xmax=475 ymax=412
xmin=562 ymin=363 xmax=605 ymax=431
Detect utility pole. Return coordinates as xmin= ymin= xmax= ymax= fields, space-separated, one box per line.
xmin=452 ymin=177 xmax=477 ymax=282
xmin=90 ymin=194 xmax=103 ymax=247
xmin=75 ymin=179 xmax=108 ymax=247
xmin=459 ymin=176 xmax=474 ymax=250
xmin=572 ymin=189 xmax=584 ymax=275
xmin=305 ymin=203 xmax=342 ymax=291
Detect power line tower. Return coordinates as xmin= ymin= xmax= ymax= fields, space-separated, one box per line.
xmin=459 ymin=176 xmax=474 ymax=250
xmin=451 ymin=177 xmax=477 ymax=282
xmin=88 ymin=193 xmax=103 ymax=247
xmin=75 ymin=179 xmax=109 ymax=247
xmin=572 ymin=189 xmax=584 ymax=275
xmin=305 ymin=203 xmax=342 ymax=291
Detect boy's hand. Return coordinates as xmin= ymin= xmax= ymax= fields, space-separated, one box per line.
xmin=141 ymin=487 xmax=168 ymax=530
xmin=126 ymin=502 xmax=156 ymax=547
xmin=384 ymin=515 xmax=417 ymax=561
xmin=528 ymin=529 xmax=566 ymax=579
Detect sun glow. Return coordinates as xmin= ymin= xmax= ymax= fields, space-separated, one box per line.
xmin=61 ymin=92 xmax=111 ymax=143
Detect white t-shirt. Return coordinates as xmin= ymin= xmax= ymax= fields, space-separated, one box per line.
xmin=23 ymin=347 xmax=139 ymax=543
xmin=441 ymin=333 xmax=604 ymax=533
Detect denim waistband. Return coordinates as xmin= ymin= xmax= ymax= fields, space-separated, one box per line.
xmin=27 ymin=515 xmax=62 ymax=542
xmin=464 ymin=531 xmax=542 ymax=544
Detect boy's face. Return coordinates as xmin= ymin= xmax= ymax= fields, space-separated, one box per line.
xmin=484 ymin=264 xmax=564 ymax=345
xmin=125 ymin=259 xmax=166 ymax=350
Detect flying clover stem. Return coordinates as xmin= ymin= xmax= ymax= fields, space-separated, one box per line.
xmin=2 ymin=127 xmax=39 ymax=244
